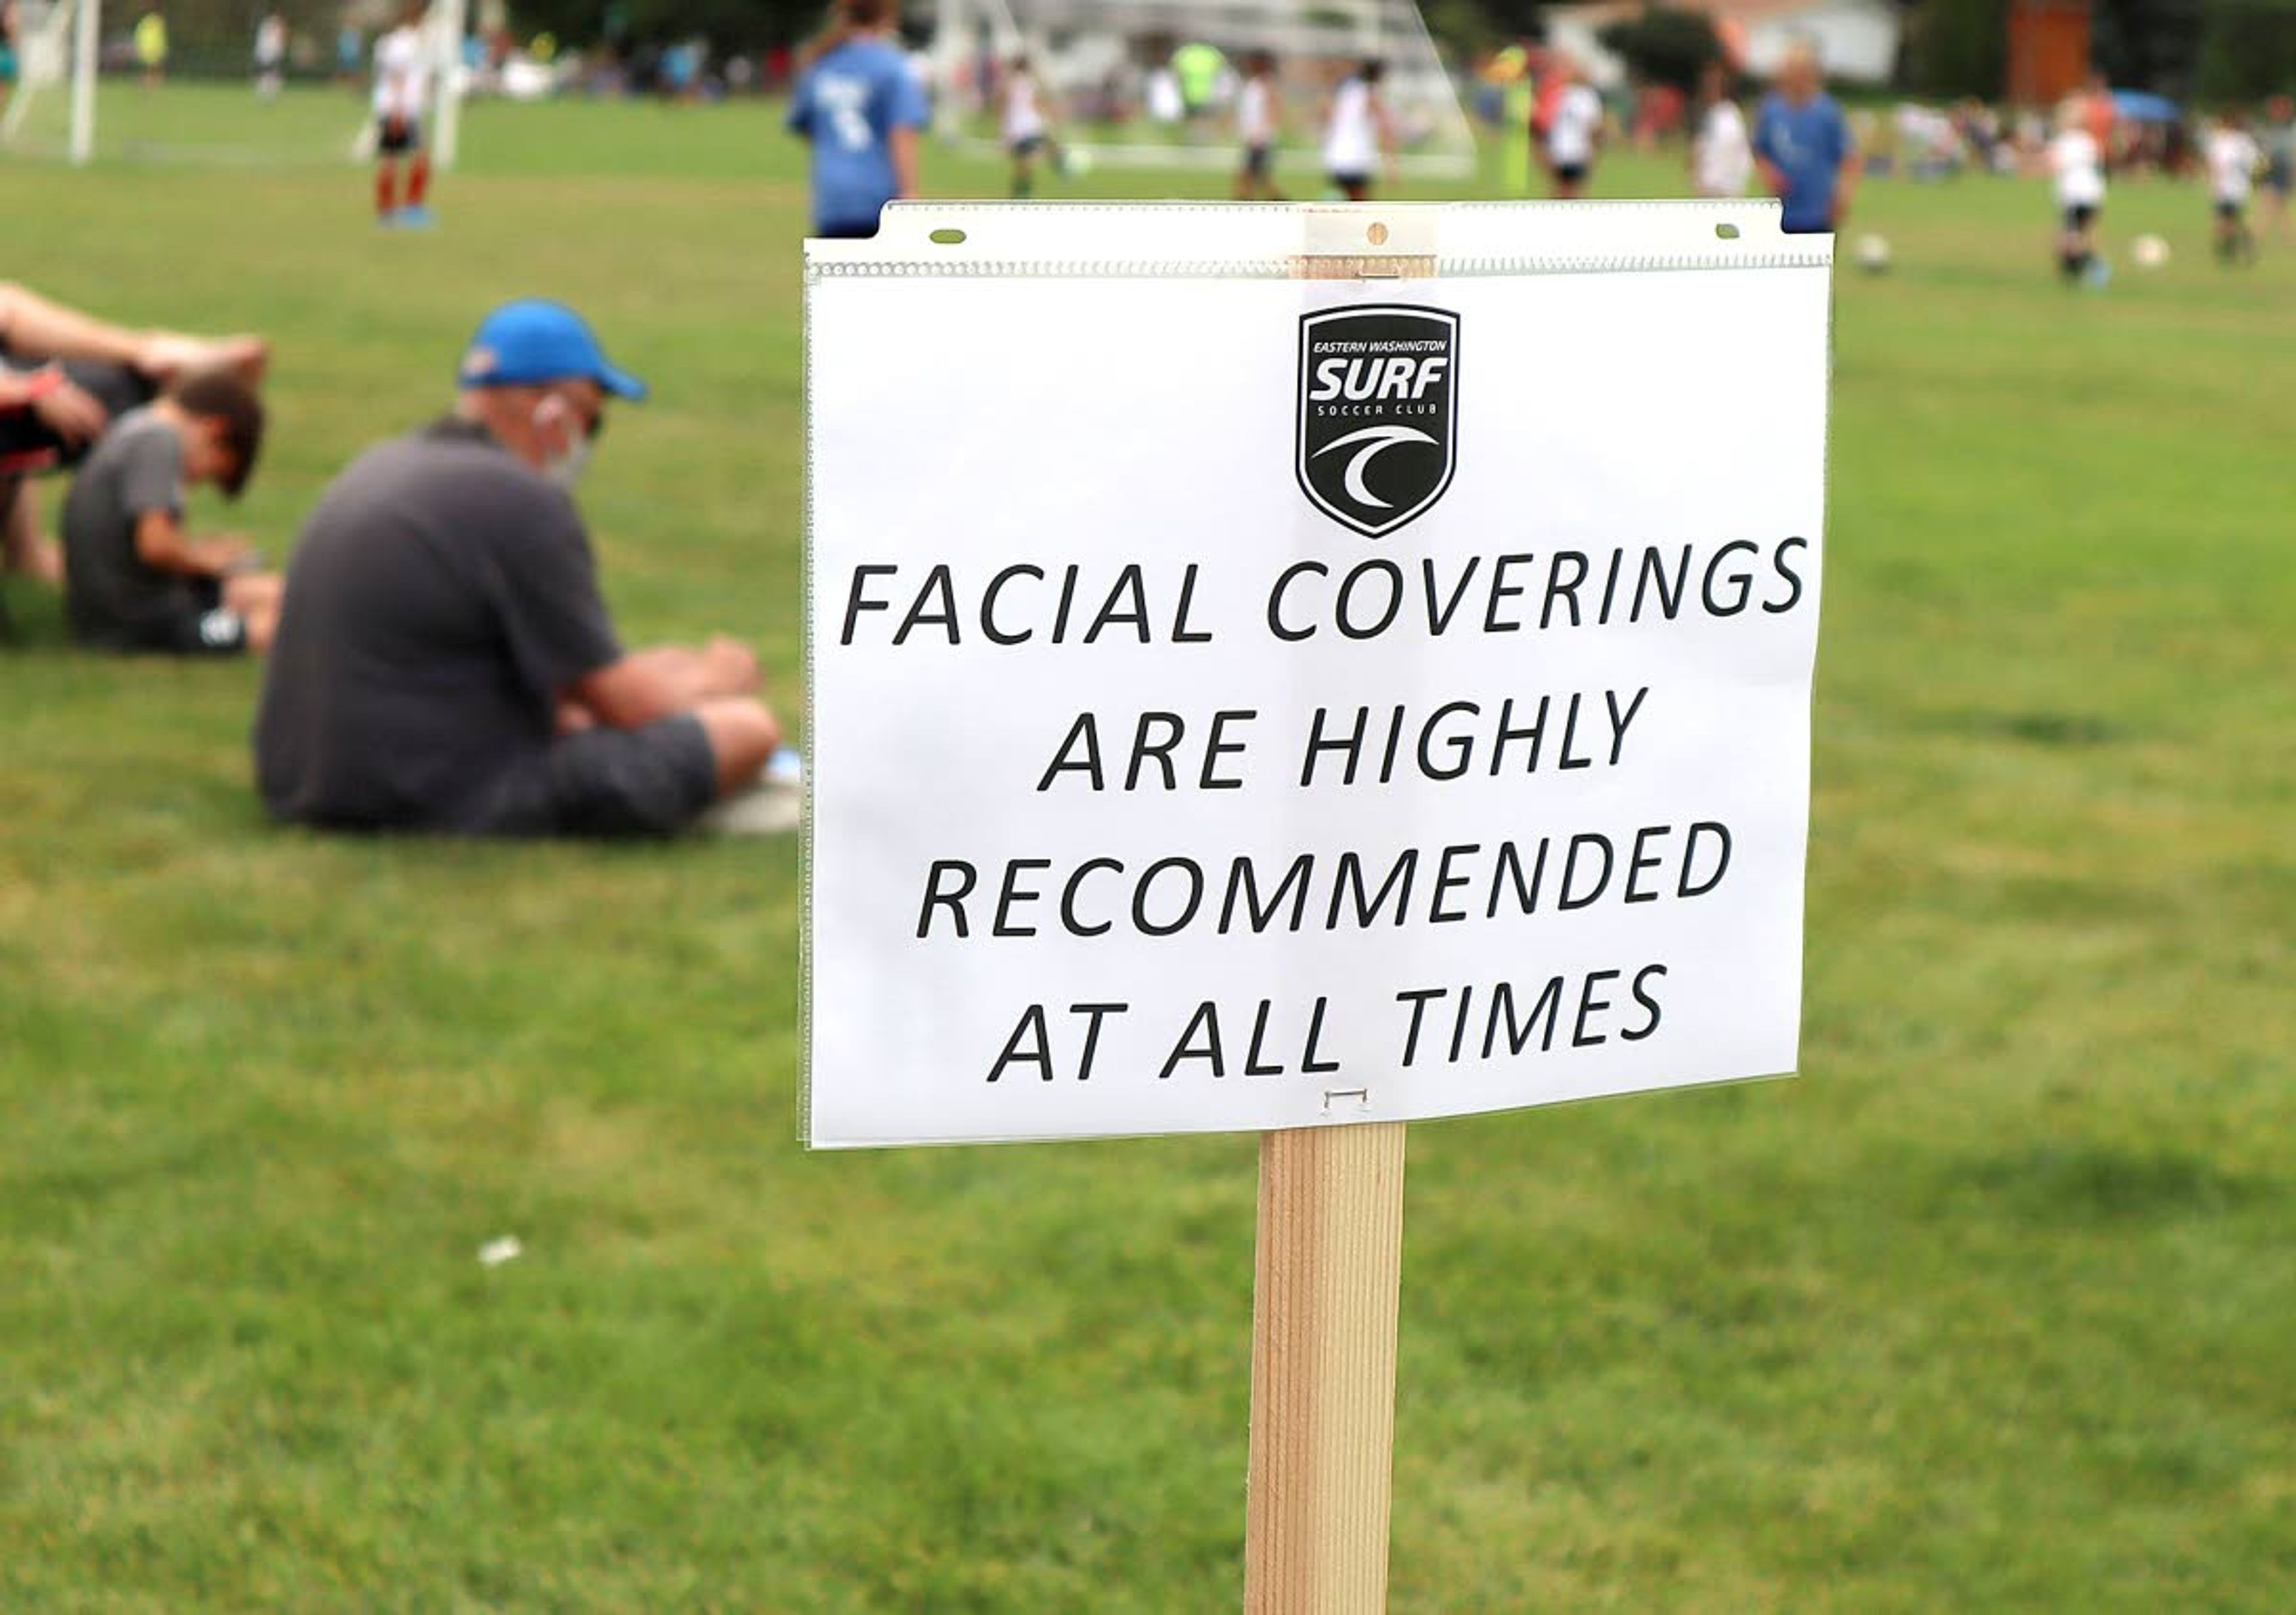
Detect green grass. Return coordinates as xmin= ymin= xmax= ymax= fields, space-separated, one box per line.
xmin=4 ymin=86 xmax=2295 ymax=1610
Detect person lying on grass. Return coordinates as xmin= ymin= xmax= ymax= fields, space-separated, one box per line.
xmin=60 ymin=369 xmax=283 ymax=656
xmin=254 ymin=299 xmax=783 ymax=839
xmin=0 ymin=279 xmax=268 ymax=587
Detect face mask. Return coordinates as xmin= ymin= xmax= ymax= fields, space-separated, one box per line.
xmin=541 ymin=435 xmax=592 ymax=489
xmin=532 ymin=398 xmax=592 ymax=488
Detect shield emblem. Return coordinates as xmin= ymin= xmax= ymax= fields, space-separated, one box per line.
xmin=1296 ymin=305 xmax=1460 ymax=539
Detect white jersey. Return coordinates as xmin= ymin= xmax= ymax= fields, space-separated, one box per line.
xmin=2207 ymin=130 xmax=2260 ymax=202
xmin=1238 ymin=77 xmax=1275 ymax=147
xmin=255 ymin=16 xmax=287 ymax=69
xmin=372 ymin=25 xmax=430 ymax=121
xmin=1323 ymin=77 xmax=1377 ymax=176
xmin=1693 ymin=99 xmax=1751 ymax=197
xmin=1002 ymin=71 xmax=1046 ymax=144
xmin=1546 ymin=83 xmax=1603 ymax=166
xmin=2049 ymin=130 xmax=2105 ymax=209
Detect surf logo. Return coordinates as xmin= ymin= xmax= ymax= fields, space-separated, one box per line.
xmin=1296 ymin=305 xmax=1459 ymax=539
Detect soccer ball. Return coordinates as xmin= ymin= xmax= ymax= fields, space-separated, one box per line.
xmin=1057 ymin=146 xmax=1094 ymax=179
xmin=2130 ymin=234 xmax=2171 ymax=270
xmin=1855 ymin=234 xmax=1892 ymax=274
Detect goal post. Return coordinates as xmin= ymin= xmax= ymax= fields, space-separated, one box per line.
xmin=1 ymin=0 xmax=468 ymax=172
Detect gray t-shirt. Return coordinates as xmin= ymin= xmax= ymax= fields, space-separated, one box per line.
xmin=254 ymin=417 xmax=624 ymax=829
xmin=62 ymin=407 xmax=196 ymax=647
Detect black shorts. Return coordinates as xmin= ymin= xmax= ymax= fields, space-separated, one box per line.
xmin=0 ymin=352 xmax=155 ymax=474
xmin=1329 ymin=170 xmax=1371 ymax=197
xmin=1010 ymin=135 xmax=1045 ymax=158
xmin=2062 ymin=203 xmax=2097 ymax=230
xmin=377 ymin=114 xmax=420 ymax=155
xmin=1553 ymin=161 xmax=1589 ymax=186
xmin=77 ymin=579 xmax=248 ymax=657
xmin=814 ymin=219 xmax=880 ymax=240
xmin=1242 ymin=142 xmax=1272 ymax=180
xmin=2214 ymin=198 xmax=2244 ymax=221
xmin=460 ymin=713 xmax=718 ymax=838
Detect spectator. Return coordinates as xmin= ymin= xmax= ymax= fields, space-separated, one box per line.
xmin=1754 ymin=44 xmax=1857 ymax=234
xmin=1690 ymin=61 xmax=1751 ymax=200
xmin=60 ymin=370 xmax=280 ymax=655
xmin=0 ymin=282 xmax=266 ymax=587
xmin=253 ymin=300 xmax=781 ymax=838
xmin=786 ymin=0 xmax=926 ymax=238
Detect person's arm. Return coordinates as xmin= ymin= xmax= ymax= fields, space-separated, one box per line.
xmin=890 ymin=124 xmax=920 ymax=197
xmin=568 ymin=637 xmax=761 ymax=730
xmin=1831 ymin=112 xmax=1860 ymax=224
xmin=133 ymin=509 xmax=254 ymax=579
xmin=1752 ymin=104 xmax=1788 ymax=197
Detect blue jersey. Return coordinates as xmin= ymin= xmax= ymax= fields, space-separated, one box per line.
xmin=788 ymin=39 xmax=928 ymax=237
xmin=1754 ymin=92 xmax=1854 ymax=234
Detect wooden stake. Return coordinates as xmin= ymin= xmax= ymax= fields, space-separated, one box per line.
xmin=1244 ymin=221 xmax=1431 ymax=1613
xmin=1244 ymin=1121 xmax=1409 ymax=1613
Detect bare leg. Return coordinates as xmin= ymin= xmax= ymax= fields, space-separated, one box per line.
xmin=691 ymin=698 xmax=782 ymax=796
xmin=2 ymin=480 xmax=63 ymax=584
xmin=222 ymin=572 xmax=285 ymax=654
xmin=0 ymin=280 xmax=268 ymax=384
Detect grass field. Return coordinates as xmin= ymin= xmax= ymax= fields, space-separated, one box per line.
xmin=4 ymin=86 xmax=2294 ymax=1610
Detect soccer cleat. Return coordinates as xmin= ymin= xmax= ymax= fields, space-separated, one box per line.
xmin=393 ymin=205 xmax=437 ymax=230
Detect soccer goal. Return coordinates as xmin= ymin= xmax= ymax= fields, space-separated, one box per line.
xmin=930 ymin=0 xmax=1477 ymax=180
xmin=1 ymin=0 xmax=467 ymax=170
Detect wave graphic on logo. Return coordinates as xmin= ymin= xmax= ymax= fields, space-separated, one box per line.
xmin=1309 ymin=425 xmax=1440 ymax=509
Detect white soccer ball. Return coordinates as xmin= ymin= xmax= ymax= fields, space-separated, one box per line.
xmin=1854 ymin=233 xmax=1891 ymax=274
xmin=2130 ymin=234 xmax=2170 ymax=270
xmin=1058 ymin=146 xmax=1094 ymax=179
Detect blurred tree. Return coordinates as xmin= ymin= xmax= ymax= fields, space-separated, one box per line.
xmin=1596 ymin=5 xmax=1721 ymax=92
xmin=1904 ymin=0 xmax=2010 ymax=99
xmin=2190 ymin=0 xmax=2296 ymax=100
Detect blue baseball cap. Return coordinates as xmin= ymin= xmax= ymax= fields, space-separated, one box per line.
xmin=457 ymin=299 xmax=649 ymax=401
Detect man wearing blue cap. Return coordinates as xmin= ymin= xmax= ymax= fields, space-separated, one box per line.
xmin=254 ymin=300 xmax=782 ymax=837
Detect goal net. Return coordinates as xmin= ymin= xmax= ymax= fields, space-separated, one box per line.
xmin=2 ymin=0 xmax=468 ymax=169
xmin=929 ymin=0 xmax=1476 ymax=179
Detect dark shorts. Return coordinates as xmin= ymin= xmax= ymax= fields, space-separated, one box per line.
xmin=2215 ymin=197 xmax=2244 ymax=221
xmin=1553 ymin=161 xmax=1589 ymax=186
xmin=377 ymin=114 xmax=420 ymax=155
xmin=1011 ymin=134 xmax=1045 ymax=158
xmin=2062 ymin=203 xmax=2097 ymax=230
xmin=77 ymin=579 xmax=248 ymax=658
xmin=814 ymin=218 xmax=880 ymax=240
xmin=0 ymin=352 xmax=156 ymax=475
xmin=1330 ymin=171 xmax=1371 ymax=199
xmin=460 ymin=713 xmax=718 ymax=838
xmin=1242 ymin=142 xmax=1272 ymax=180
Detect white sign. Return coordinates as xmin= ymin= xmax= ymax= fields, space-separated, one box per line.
xmin=805 ymin=203 xmax=1833 ymax=1149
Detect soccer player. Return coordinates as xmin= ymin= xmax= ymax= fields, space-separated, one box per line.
xmin=133 ymin=7 xmax=167 ymax=88
xmin=253 ymin=301 xmax=783 ymax=838
xmin=2205 ymin=110 xmax=2261 ymax=266
xmin=1541 ymin=57 xmax=1603 ymax=200
xmin=1001 ymin=53 xmax=1054 ymax=199
xmin=1690 ymin=62 xmax=1750 ymax=200
xmin=372 ymin=3 xmax=433 ymax=227
xmin=254 ymin=11 xmax=287 ymax=102
xmin=1754 ymin=44 xmax=1857 ymax=235
xmin=1321 ymin=59 xmax=1393 ymax=203
xmin=2263 ymin=95 xmax=2294 ymax=241
xmin=2048 ymin=96 xmax=2108 ymax=286
xmin=60 ymin=371 xmax=280 ymax=657
xmin=786 ymin=0 xmax=926 ymax=236
xmin=1233 ymin=51 xmax=1283 ymax=202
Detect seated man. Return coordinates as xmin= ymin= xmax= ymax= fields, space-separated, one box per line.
xmin=254 ymin=300 xmax=781 ymax=838
xmin=61 ymin=370 xmax=282 ymax=655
